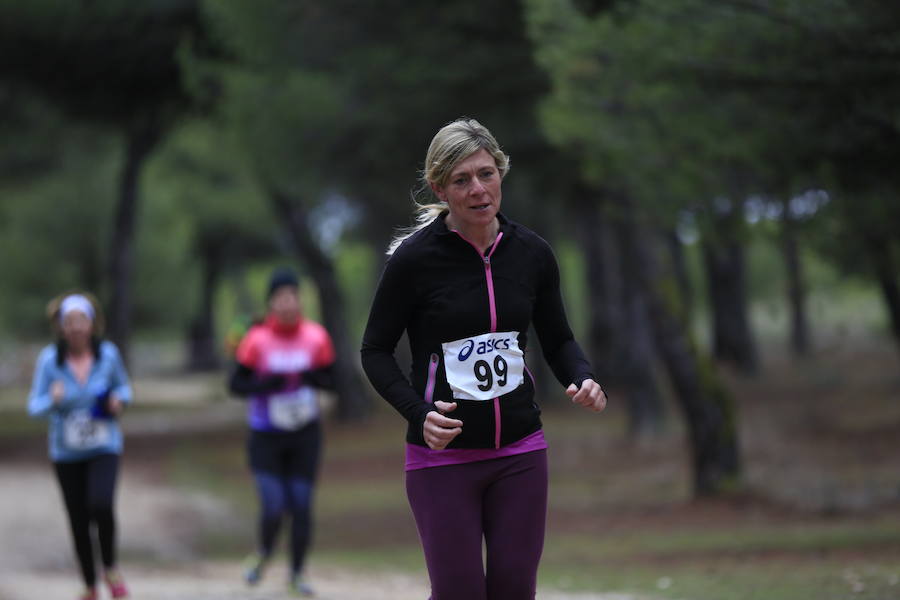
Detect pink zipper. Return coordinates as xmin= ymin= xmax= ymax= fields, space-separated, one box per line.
xmin=482 ymin=238 xmax=502 ymax=332
xmin=450 ymin=230 xmax=504 ymax=332
xmin=524 ymin=364 xmax=536 ymax=389
xmin=424 ymin=353 xmax=439 ymax=404
xmin=451 ymin=228 xmax=504 ymax=448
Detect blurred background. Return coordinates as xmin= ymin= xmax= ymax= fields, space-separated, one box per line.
xmin=0 ymin=1 xmax=898 ymax=599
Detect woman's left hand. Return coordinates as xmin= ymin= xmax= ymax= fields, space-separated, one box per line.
xmin=566 ymin=379 xmax=607 ymax=412
xmin=107 ymin=393 xmax=123 ymax=417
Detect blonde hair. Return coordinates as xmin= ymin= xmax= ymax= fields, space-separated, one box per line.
xmin=387 ymin=118 xmax=510 ymax=255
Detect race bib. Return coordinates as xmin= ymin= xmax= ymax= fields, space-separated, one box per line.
xmin=268 ymin=388 xmax=318 ymax=431
xmin=441 ymin=331 xmax=524 ymax=401
xmin=63 ymin=410 xmax=111 ymax=451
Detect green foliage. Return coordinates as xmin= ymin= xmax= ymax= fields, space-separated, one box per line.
xmin=0 ymin=0 xmax=200 ymax=125
xmin=146 ymin=119 xmax=278 ymax=259
xmin=525 ymin=0 xmax=900 ymax=368
xmin=199 ymin=0 xmax=556 ymax=237
xmin=525 ymin=0 xmax=900 ymax=228
xmin=130 ymin=175 xmax=196 ymax=333
xmin=557 ymin=240 xmax=589 ymax=339
xmin=223 ymin=68 xmax=349 ymax=198
xmin=0 ymin=115 xmax=279 ymax=339
xmin=0 ymin=128 xmax=118 ymax=335
xmin=2 ymin=0 xmax=897 ymax=356
xmin=335 ymin=242 xmax=377 ymax=343
xmin=530 ymin=1 xmax=780 ymax=218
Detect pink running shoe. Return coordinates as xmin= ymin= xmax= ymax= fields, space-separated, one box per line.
xmin=104 ymin=570 xmax=130 ymax=598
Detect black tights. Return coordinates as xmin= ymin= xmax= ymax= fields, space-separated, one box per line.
xmin=54 ymin=454 xmax=119 ymax=588
xmin=248 ymin=424 xmax=321 ymax=576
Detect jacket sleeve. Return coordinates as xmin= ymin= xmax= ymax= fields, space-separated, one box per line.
xmin=303 ymin=326 xmax=336 ymax=390
xmin=300 ymin=365 xmax=333 ymax=390
xmin=229 ymin=362 xmax=286 ymax=396
xmin=106 ymin=342 xmax=133 ymax=405
xmin=27 ymin=347 xmax=57 ymax=418
xmin=531 ymin=242 xmax=595 ymax=389
xmin=360 ymin=249 xmax=433 ymax=428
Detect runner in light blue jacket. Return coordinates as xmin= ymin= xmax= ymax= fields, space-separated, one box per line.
xmin=29 ymin=338 xmax=132 ymax=461
xmin=27 ymin=293 xmax=133 ymax=600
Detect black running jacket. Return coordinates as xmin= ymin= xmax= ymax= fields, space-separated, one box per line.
xmin=361 ymin=212 xmax=594 ymax=449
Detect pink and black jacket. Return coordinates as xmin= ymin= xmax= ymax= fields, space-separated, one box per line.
xmin=361 ymin=212 xmax=594 ymax=452
xmin=230 ymin=315 xmax=335 ymax=432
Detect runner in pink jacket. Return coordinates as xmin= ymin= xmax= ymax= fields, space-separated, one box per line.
xmin=229 ymin=268 xmax=335 ymax=597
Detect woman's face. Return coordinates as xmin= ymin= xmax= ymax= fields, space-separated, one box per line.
xmin=61 ymin=311 xmax=93 ymax=349
xmin=269 ymin=286 xmax=301 ymax=324
xmin=431 ymin=148 xmax=502 ymax=231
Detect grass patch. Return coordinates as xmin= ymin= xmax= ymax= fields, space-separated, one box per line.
xmin=317 ymin=479 xmax=406 ymax=516
xmin=542 ymin=518 xmax=900 ymax=563
xmin=0 ymin=409 xmax=46 ymax=438
xmin=538 ymin=558 xmax=900 ymax=600
xmin=165 ymin=434 xmax=252 ymax=508
xmin=314 ymin=546 xmax=425 ymax=573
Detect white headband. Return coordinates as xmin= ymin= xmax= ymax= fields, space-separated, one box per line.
xmin=59 ymin=294 xmax=95 ymax=324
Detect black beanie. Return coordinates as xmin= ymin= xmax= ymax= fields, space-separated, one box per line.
xmin=267 ymin=267 xmax=299 ymax=299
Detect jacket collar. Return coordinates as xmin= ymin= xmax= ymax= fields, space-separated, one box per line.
xmin=264 ymin=314 xmax=303 ymax=337
xmin=431 ymin=211 xmax=511 ymax=237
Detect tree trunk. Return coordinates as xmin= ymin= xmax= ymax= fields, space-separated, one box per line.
xmin=780 ymin=198 xmax=810 ymax=356
xmin=864 ymin=233 xmax=900 ymax=357
xmin=621 ymin=196 xmax=741 ymax=496
xmin=702 ymin=205 xmax=759 ymax=374
xmin=80 ymin=238 xmax=104 ymax=298
xmin=667 ymin=229 xmax=693 ymax=320
xmin=575 ymin=188 xmax=664 ymax=437
xmin=228 ymin=264 xmax=257 ymax=317
xmin=575 ymin=191 xmax=625 ymax=384
xmin=187 ymin=243 xmax=222 ymax=371
xmin=611 ymin=211 xmax=665 ymax=438
xmin=651 ymin=295 xmax=741 ymax=496
xmin=106 ymin=118 xmax=161 ymax=365
xmin=268 ymin=188 xmax=372 ymax=421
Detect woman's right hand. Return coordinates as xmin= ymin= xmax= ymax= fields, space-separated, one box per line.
xmin=423 ymin=400 xmax=463 ymax=450
xmin=50 ymin=381 xmax=65 ymax=405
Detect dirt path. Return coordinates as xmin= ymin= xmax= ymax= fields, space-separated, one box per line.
xmin=0 ymin=463 xmax=653 ymax=600
xmin=0 ymin=563 xmax=649 ymax=600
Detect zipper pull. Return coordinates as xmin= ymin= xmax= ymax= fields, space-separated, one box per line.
xmin=483 ymin=256 xmax=490 ymax=266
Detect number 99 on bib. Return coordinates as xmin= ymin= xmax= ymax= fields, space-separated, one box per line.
xmin=441 ymin=331 xmax=525 ymax=401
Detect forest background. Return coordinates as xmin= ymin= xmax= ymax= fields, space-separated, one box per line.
xmin=0 ymin=2 xmax=898 ymax=599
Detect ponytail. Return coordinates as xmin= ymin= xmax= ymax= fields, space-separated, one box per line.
xmin=386 ymin=201 xmax=447 ymax=256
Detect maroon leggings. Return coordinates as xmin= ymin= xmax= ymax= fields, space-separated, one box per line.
xmin=405 ymin=449 xmax=548 ymax=600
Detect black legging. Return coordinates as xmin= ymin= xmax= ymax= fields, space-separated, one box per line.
xmin=54 ymin=453 xmax=119 ymax=588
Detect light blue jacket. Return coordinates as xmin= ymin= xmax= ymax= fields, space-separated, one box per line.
xmin=28 ymin=340 xmax=133 ymax=462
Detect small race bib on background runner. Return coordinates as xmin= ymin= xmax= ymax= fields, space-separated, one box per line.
xmin=269 ymin=387 xmax=318 ymax=430
xmin=63 ymin=409 xmax=111 ymax=451
xmin=441 ymin=331 xmax=524 ymax=401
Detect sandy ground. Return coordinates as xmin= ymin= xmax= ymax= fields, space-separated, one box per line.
xmin=0 ymin=565 xmax=648 ymax=600
xmin=0 ymin=463 xmax=654 ymax=600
